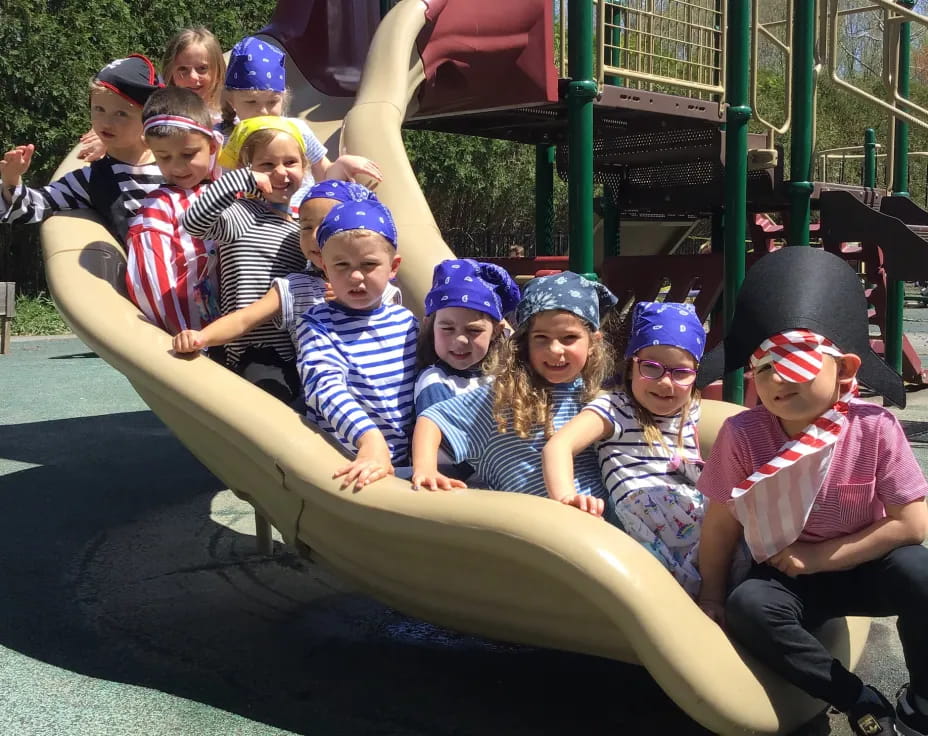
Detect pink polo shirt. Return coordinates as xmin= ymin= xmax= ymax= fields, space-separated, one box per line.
xmin=698 ymin=400 xmax=928 ymax=542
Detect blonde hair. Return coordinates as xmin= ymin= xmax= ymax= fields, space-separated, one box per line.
xmin=236 ymin=128 xmax=307 ymax=168
xmin=485 ymin=312 xmax=613 ymax=439
xmin=162 ymin=27 xmax=225 ymax=113
xmin=622 ymin=355 xmax=700 ymax=451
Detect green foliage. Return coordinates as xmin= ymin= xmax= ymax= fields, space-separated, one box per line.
xmin=11 ymin=293 xmax=69 ymax=336
xmin=0 ymin=0 xmax=276 ymax=293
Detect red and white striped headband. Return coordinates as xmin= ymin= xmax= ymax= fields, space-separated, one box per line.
xmin=143 ymin=114 xmax=215 ymax=138
xmin=750 ymin=330 xmax=844 ymax=383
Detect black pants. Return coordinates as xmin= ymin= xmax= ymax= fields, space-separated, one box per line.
xmin=234 ymin=345 xmax=302 ymax=407
xmin=725 ymin=544 xmax=928 ymax=711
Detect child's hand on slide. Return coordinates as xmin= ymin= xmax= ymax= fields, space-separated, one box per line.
xmin=334 ymin=432 xmax=394 ymax=491
xmin=173 ymin=330 xmax=204 ymax=353
xmin=410 ymin=468 xmax=466 ymax=491
xmin=251 ymin=171 xmax=274 ymax=197
xmin=1 ymin=144 xmax=35 ymax=185
xmin=330 ymin=155 xmax=383 ymax=189
xmin=78 ymin=130 xmax=106 ymax=162
xmin=560 ymin=493 xmax=605 ymax=517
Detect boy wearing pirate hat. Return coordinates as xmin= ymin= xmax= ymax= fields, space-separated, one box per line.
xmin=696 ymin=247 xmax=928 ymax=736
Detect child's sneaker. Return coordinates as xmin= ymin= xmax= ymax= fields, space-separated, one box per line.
xmin=847 ymin=685 xmax=895 ymax=736
xmin=896 ymin=685 xmax=928 ymax=736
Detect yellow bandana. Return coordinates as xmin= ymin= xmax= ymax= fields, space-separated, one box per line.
xmin=217 ymin=116 xmax=306 ymax=169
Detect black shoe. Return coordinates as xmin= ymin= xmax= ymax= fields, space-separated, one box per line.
xmin=847 ymin=686 xmax=895 ymax=736
xmin=895 ymin=685 xmax=928 ymax=736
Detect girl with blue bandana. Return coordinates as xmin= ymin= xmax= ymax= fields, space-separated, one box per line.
xmin=543 ymin=300 xmax=707 ymax=596
xmin=173 ymin=180 xmax=400 ymax=355
xmin=410 ymin=259 xmax=520 ymax=490
xmin=413 ymin=272 xmax=614 ymax=500
xmin=219 ymin=36 xmax=383 ymax=213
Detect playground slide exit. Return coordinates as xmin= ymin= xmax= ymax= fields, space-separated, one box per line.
xmin=40 ymin=1 xmax=868 ymax=733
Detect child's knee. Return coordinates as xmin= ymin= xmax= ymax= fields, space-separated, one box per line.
xmin=725 ymin=578 xmax=799 ymax=638
xmin=885 ymin=544 xmax=928 ymax=597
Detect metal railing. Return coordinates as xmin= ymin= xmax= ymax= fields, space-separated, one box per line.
xmin=559 ymin=0 xmax=726 ymax=101
xmin=815 ymin=145 xmax=928 ymax=208
xmin=750 ymin=0 xmax=793 ymax=142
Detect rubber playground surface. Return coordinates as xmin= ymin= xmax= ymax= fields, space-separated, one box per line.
xmin=2 ymin=313 xmax=928 ymax=735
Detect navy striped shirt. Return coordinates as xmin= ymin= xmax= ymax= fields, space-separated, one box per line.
xmin=585 ymin=391 xmax=703 ymax=506
xmin=421 ymin=380 xmax=606 ymax=498
xmin=0 ymin=156 xmax=163 ymax=241
xmin=296 ymin=301 xmax=419 ymax=462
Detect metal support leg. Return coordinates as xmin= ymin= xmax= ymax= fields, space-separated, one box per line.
xmin=255 ymin=511 xmax=273 ymax=555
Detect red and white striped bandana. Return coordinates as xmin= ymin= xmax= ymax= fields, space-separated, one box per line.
xmin=731 ymin=330 xmax=857 ymax=561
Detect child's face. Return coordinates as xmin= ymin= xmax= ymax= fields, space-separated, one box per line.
xmin=250 ymin=131 xmax=305 ymax=204
xmin=527 ymin=310 xmax=594 ymax=384
xmin=754 ymin=352 xmax=860 ymax=436
xmin=298 ymin=198 xmax=337 ymax=269
xmin=148 ymin=131 xmax=215 ymax=188
xmin=171 ymin=43 xmax=214 ymax=101
xmin=322 ymin=234 xmax=400 ymax=311
xmin=90 ymin=89 xmax=143 ymax=152
xmin=630 ymin=344 xmax=696 ymax=417
xmin=227 ymin=89 xmax=284 ymax=119
xmin=433 ymin=307 xmax=497 ymax=371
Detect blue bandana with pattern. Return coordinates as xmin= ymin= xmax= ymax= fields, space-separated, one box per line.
xmin=302 ymin=179 xmax=378 ymax=206
xmin=425 ymin=259 xmax=520 ymax=322
xmin=624 ymin=300 xmax=706 ymax=361
xmin=317 ymin=199 xmax=398 ymax=249
xmin=226 ymin=37 xmax=286 ymax=92
xmin=516 ymin=271 xmax=617 ymax=330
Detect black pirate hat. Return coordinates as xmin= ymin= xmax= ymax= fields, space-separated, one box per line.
xmin=697 ymin=246 xmax=906 ymax=407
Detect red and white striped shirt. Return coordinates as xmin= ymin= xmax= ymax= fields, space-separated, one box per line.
xmin=125 ymin=185 xmax=218 ymax=334
xmin=698 ymin=400 xmax=928 ymax=544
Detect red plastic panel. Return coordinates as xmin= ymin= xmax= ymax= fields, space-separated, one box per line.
xmin=263 ymin=0 xmax=382 ymax=97
xmin=416 ymin=0 xmax=558 ymax=115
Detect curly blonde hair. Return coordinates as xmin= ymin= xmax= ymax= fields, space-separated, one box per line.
xmin=485 ymin=312 xmax=613 ymax=439
xmin=622 ymin=356 xmax=700 ymax=451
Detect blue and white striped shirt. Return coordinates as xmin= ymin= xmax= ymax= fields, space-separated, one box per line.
xmin=421 ymin=380 xmax=607 ymax=498
xmin=296 ymin=301 xmax=419 ymax=462
xmin=585 ymin=391 xmax=703 ymax=505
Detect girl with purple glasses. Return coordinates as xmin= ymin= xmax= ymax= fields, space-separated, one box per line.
xmin=542 ymin=300 xmax=707 ymax=596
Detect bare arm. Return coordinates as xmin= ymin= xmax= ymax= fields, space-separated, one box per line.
xmin=769 ymin=499 xmax=928 ymax=576
xmin=410 ymin=416 xmax=465 ymax=491
xmin=697 ymin=500 xmax=744 ymax=622
xmin=173 ymin=286 xmax=283 ymax=353
xmin=542 ymin=409 xmax=611 ymax=501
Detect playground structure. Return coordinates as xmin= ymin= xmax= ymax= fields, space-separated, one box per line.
xmin=37 ymin=1 xmax=928 ymax=734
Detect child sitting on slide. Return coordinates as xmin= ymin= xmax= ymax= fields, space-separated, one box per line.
xmin=696 ymin=247 xmax=928 ymax=736
xmin=412 ymin=272 xmax=614 ymax=500
xmin=296 ymin=199 xmax=418 ymax=491
xmin=171 ymin=181 xmax=400 ymax=354
xmin=542 ymin=301 xmax=706 ymax=596
xmin=1 ymin=55 xmax=164 ymax=242
xmin=218 ymin=35 xmax=383 ymax=211
xmin=125 ymin=87 xmax=224 ymax=334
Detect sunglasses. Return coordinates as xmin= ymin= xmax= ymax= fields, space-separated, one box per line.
xmin=633 ymin=357 xmax=698 ymax=386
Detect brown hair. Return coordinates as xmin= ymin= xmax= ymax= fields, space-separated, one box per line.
xmin=415 ymin=312 xmax=504 ymax=371
xmin=485 ymin=312 xmax=613 ymax=439
xmin=162 ymin=27 xmax=225 ymax=113
xmin=622 ymin=356 xmax=700 ymax=451
xmin=141 ymin=87 xmax=213 ymax=139
xmin=236 ymin=128 xmax=307 ymax=168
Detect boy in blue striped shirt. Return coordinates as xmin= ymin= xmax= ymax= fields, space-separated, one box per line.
xmin=295 ymin=199 xmax=418 ymax=490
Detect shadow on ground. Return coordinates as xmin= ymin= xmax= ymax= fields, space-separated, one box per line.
xmin=0 ymin=410 xmax=726 ymax=736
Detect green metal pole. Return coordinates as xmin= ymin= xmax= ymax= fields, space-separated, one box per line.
xmin=379 ymin=0 xmax=392 ymax=19
xmin=535 ymin=145 xmax=555 ymax=256
xmin=863 ymin=128 xmax=877 ymax=188
xmin=722 ymin=0 xmax=751 ymax=404
xmin=887 ymin=0 xmax=914 ymax=380
xmin=787 ymin=0 xmax=816 ymax=247
xmin=567 ymin=0 xmax=597 ymax=278
xmin=603 ymin=185 xmax=620 ymax=257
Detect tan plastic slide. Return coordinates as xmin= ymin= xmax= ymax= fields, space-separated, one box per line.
xmin=40 ymin=1 xmax=868 ymax=732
